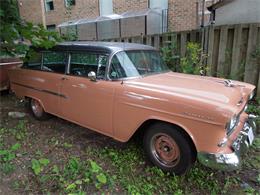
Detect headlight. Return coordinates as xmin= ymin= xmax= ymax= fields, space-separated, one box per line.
xmin=249 ymin=91 xmax=255 ymax=100
xmin=226 ymin=115 xmax=239 ymax=135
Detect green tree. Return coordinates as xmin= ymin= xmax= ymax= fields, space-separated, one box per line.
xmin=0 ymin=0 xmax=61 ymax=57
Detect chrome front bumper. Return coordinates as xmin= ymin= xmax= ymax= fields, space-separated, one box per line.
xmin=197 ymin=117 xmax=256 ymax=171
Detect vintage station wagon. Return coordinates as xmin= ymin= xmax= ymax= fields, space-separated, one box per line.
xmin=9 ymin=42 xmax=256 ymax=175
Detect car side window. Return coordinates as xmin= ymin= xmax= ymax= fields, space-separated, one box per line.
xmin=42 ymin=51 xmax=67 ymax=74
xmin=23 ymin=50 xmax=42 ymax=70
xmin=109 ymin=55 xmax=127 ymax=79
xmin=70 ymin=52 xmax=108 ymax=79
xmin=97 ymin=55 xmax=108 ymax=79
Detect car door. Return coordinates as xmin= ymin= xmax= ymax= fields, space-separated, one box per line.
xmin=11 ymin=50 xmax=67 ymax=116
xmin=37 ymin=51 xmax=68 ymax=116
xmin=60 ymin=52 xmax=116 ymax=136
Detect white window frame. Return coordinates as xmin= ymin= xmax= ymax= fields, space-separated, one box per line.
xmin=44 ymin=0 xmax=54 ymax=12
xmin=64 ymin=0 xmax=76 ymax=7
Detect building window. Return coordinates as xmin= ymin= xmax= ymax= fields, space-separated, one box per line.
xmin=65 ymin=0 xmax=76 ymax=7
xmin=45 ymin=0 xmax=54 ymax=12
xmin=46 ymin=24 xmax=56 ymax=31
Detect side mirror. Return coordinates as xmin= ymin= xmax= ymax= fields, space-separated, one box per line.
xmin=88 ymin=71 xmax=97 ymax=82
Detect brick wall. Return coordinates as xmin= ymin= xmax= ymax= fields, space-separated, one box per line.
xmin=45 ymin=0 xmax=99 ymax=26
xmin=18 ymin=0 xmax=45 ymax=25
xmin=168 ymin=0 xmax=198 ymax=32
xmin=113 ymin=0 xmax=148 ymax=14
xmin=18 ymin=0 xmax=217 ymax=32
xmin=18 ymin=0 xmax=99 ymax=27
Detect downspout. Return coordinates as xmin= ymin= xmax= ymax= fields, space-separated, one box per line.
xmin=201 ymin=0 xmax=205 ymax=28
xmin=200 ymin=0 xmax=206 ymax=76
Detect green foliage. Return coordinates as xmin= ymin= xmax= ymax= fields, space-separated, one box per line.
xmin=247 ymin=104 xmax=260 ymax=116
xmin=161 ymin=40 xmax=205 ymax=75
xmin=228 ymin=60 xmax=245 ymax=80
xmin=0 ymin=143 xmax=21 ymax=174
xmin=0 ymin=0 xmax=61 ymax=57
xmin=246 ymin=99 xmax=260 ymax=128
xmin=160 ymin=40 xmax=180 ymax=71
xmin=31 ymin=158 xmax=50 ymax=175
xmin=180 ymin=42 xmax=202 ymax=75
xmin=187 ymin=167 xmax=220 ymax=193
xmin=98 ymin=144 xmax=184 ymax=194
xmin=1 ymin=163 xmax=15 ymax=175
xmin=9 ymin=120 xmax=28 ymax=141
xmin=251 ymin=44 xmax=260 ymax=59
xmin=29 ymin=156 xmax=110 ymax=194
xmin=62 ymin=158 xmax=110 ymax=192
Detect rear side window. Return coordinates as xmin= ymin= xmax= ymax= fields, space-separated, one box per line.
xmin=23 ymin=50 xmax=42 ymax=70
xmin=70 ymin=52 xmax=108 ymax=79
xmin=42 ymin=52 xmax=67 ymax=74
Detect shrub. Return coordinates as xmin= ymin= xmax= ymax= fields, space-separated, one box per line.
xmin=180 ymin=42 xmax=202 ymax=75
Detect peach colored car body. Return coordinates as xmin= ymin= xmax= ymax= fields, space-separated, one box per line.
xmin=0 ymin=58 xmax=22 ymax=91
xmin=8 ymin=42 xmax=256 ymax=171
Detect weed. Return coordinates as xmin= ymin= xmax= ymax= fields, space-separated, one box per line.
xmin=63 ymin=157 xmax=82 ymax=180
xmin=9 ymin=120 xmax=28 ymax=141
xmin=11 ymin=180 xmax=21 ymax=190
xmin=257 ymin=174 xmax=260 ymax=184
xmin=222 ymin=176 xmax=239 ymax=194
xmin=31 ymin=158 xmax=50 ymax=175
xmin=186 ymin=166 xmax=220 ymax=194
xmin=99 ymin=144 xmax=184 ymax=194
xmin=63 ymin=142 xmax=73 ymax=148
xmin=1 ymin=162 xmax=15 ymax=174
xmin=244 ymin=186 xmax=257 ymax=195
xmin=252 ymin=137 xmax=260 ymax=150
xmin=29 ymin=155 xmax=111 ymax=194
xmin=0 ymin=143 xmax=21 ymax=175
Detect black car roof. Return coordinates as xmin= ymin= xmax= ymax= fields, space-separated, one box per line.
xmin=50 ymin=41 xmax=156 ymax=54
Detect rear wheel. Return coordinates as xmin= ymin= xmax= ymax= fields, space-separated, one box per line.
xmin=143 ymin=122 xmax=195 ymax=175
xmin=29 ymin=98 xmax=49 ymax=120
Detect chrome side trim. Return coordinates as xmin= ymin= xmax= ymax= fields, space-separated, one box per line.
xmin=12 ymin=82 xmax=67 ymax=99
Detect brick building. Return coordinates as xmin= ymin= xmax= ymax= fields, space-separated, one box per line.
xmin=18 ymin=0 xmax=217 ymax=32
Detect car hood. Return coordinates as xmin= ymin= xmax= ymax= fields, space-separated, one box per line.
xmin=124 ymin=72 xmax=252 ymax=108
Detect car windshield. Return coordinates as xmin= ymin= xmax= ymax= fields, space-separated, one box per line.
xmin=109 ymin=50 xmax=169 ymax=79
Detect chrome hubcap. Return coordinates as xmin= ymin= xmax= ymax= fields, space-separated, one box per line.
xmin=151 ymin=133 xmax=180 ymax=167
xmin=31 ymin=99 xmax=43 ymax=117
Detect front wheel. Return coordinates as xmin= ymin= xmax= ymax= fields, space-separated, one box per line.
xmin=143 ymin=123 xmax=196 ymax=175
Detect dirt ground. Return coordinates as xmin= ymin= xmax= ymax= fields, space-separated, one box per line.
xmin=0 ymin=93 xmax=260 ymax=194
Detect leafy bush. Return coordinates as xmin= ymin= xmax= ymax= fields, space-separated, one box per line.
xmin=180 ymin=42 xmax=202 ymax=75
xmin=160 ymin=40 xmax=180 ymax=71
xmin=0 ymin=0 xmax=61 ymax=57
xmin=161 ymin=40 xmax=205 ymax=75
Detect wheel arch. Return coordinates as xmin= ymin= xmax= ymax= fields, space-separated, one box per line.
xmin=25 ymin=95 xmax=47 ymax=112
xmin=132 ymin=118 xmax=198 ymax=159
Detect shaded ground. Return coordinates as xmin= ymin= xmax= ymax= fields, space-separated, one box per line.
xmin=0 ymin=93 xmax=260 ymax=194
